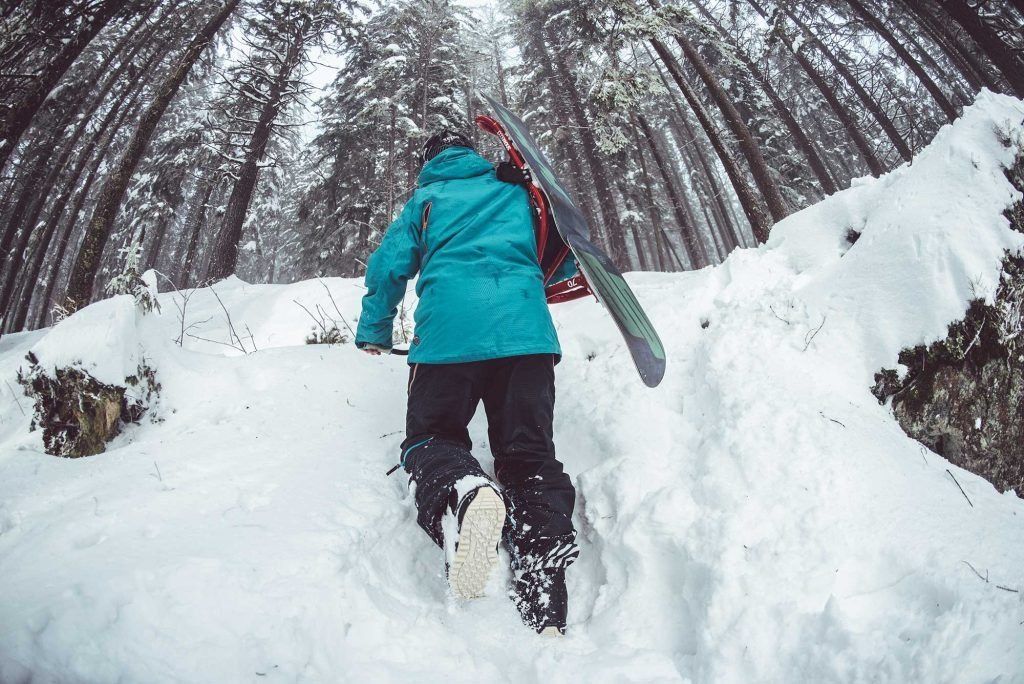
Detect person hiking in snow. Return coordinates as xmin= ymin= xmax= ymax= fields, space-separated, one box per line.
xmin=355 ymin=130 xmax=579 ymax=636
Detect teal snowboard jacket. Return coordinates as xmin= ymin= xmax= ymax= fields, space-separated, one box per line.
xmin=355 ymin=146 xmax=563 ymax=364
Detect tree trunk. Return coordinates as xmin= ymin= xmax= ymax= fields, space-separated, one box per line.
xmin=627 ymin=123 xmax=675 ymax=271
xmin=0 ymin=26 xmax=170 ymax=317
xmin=669 ymin=115 xmax=742 ymax=252
xmin=902 ymin=0 xmax=992 ymax=93
xmin=651 ymin=0 xmax=789 ymax=225
xmin=773 ymin=3 xmax=914 ymax=163
xmin=34 ymin=164 xmax=99 ymax=330
xmin=692 ymin=2 xmax=838 ymax=195
xmin=846 ymin=0 xmax=959 ymax=121
xmin=542 ymin=28 xmax=629 ymax=267
xmin=0 ymin=7 xmax=152 ymax=264
xmin=180 ymin=180 xmax=217 ymax=287
xmin=62 ymin=0 xmax=239 ymax=312
xmin=31 ymin=88 xmax=150 ymax=330
xmin=142 ymin=215 xmax=171 ymax=273
xmin=534 ymin=54 xmax=600 ymax=230
xmin=887 ymin=7 xmax=973 ymax=104
xmin=611 ymin=172 xmax=646 ymax=271
xmin=645 ymin=46 xmax=749 ymax=250
xmin=654 ymin=124 xmax=711 ymax=261
xmin=206 ymin=19 xmax=305 ymax=281
xmin=0 ymin=0 xmax=127 ymax=173
xmin=4 ymin=73 xmax=151 ymax=332
xmin=648 ymin=37 xmax=771 ymax=242
xmin=636 ymin=113 xmax=708 ymax=269
xmin=746 ymin=0 xmax=883 ymax=175
xmin=783 ymin=37 xmax=885 ymax=175
xmin=0 ymin=4 xmax=162 ymax=264
xmin=936 ymin=0 xmax=1024 ymax=96
xmin=492 ymin=40 xmax=510 ymax=108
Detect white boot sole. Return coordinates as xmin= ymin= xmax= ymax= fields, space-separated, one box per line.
xmin=449 ymin=487 xmax=505 ymax=599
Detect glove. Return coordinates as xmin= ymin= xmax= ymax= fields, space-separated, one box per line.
xmin=496 ymin=161 xmax=532 ymax=185
xmin=357 ymin=341 xmax=391 ymax=356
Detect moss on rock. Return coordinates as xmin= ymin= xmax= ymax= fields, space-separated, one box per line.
xmin=872 ymin=144 xmax=1024 ymax=494
xmin=17 ymin=352 xmax=159 ymax=458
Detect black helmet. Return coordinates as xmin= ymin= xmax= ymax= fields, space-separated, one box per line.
xmin=422 ymin=129 xmax=474 ymax=163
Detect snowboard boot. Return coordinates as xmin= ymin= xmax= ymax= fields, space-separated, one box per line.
xmin=510 ymin=567 xmax=568 ymax=636
xmin=445 ymin=485 xmax=506 ymax=599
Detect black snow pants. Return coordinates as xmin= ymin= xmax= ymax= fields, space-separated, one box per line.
xmin=400 ymin=353 xmax=578 ymax=571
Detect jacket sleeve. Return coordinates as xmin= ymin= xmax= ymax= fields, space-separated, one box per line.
xmin=355 ymin=197 xmax=421 ymax=349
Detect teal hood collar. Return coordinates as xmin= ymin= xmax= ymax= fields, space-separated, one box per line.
xmin=418 ymin=146 xmax=492 ymax=186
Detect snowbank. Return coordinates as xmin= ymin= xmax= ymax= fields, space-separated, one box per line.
xmin=1 ymin=93 xmax=1023 ymax=683
xmin=26 ymin=294 xmax=144 ymax=387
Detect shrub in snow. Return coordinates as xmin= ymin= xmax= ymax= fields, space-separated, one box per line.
xmin=105 ymin=233 xmax=160 ymax=314
xmin=16 ymin=353 xmax=159 ymax=458
xmin=305 ymin=325 xmax=349 ymax=345
xmin=873 ymin=144 xmax=1024 ymax=493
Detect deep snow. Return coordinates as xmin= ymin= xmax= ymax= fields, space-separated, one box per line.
xmin=1 ymin=92 xmax=1023 ymax=683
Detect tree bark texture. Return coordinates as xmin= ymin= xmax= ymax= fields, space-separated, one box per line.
xmin=846 ymin=0 xmax=959 ymax=121
xmin=62 ymin=0 xmax=240 ymax=312
xmin=936 ymin=0 xmax=1024 ymax=96
xmin=0 ymin=0 xmax=128 ymax=173
xmin=649 ymin=37 xmax=771 ymax=242
xmin=206 ymin=16 xmax=307 ymax=281
xmin=542 ymin=27 xmax=630 ymax=268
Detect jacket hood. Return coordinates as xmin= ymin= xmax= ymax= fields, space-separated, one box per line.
xmin=418 ymin=146 xmax=492 ymax=186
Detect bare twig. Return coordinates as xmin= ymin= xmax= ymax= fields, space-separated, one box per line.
xmin=245 ymin=324 xmax=258 ymax=352
xmin=5 ymin=380 xmax=25 ymax=416
xmin=208 ymin=286 xmax=246 ymax=352
xmin=818 ymin=411 xmax=846 ymax=428
xmin=183 ymin=316 xmax=213 ymax=337
xmin=318 ymin=279 xmax=357 ymax=338
xmin=316 ymin=303 xmax=332 ymax=327
xmin=803 ymin=315 xmax=827 ymax=351
xmin=961 ymin=560 xmax=1020 ymax=592
xmin=960 ymin=320 xmax=985 ymax=360
xmin=153 ymin=269 xmax=201 ymax=347
xmin=769 ymin=305 xmax=791 ymax=325
xmin=185 ymin=332 xmax=248 ymax=352
xmin=946 ymin=469 xmax=974 ymax=507
xmin=294 ymin=299 xmax=328 ymax=335
xmin=962 ymin=560 xmax=988 ymax=582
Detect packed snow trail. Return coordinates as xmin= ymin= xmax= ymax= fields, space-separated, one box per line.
xmin=2 ymin=92 xmax=1024 ymax=683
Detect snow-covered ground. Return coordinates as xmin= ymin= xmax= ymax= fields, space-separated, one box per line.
xmin=2 ymin=92 xmax=1024 ymax=683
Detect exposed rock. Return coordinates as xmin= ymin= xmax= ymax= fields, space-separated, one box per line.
xmin=872 ymin=144 xmax=1024 ymax=494
xmin=17 ymin=352 xmax=160 ymax=458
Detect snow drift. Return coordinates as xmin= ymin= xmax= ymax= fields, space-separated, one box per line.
xmin=1 ymin=92 xmax=1023 ymax=683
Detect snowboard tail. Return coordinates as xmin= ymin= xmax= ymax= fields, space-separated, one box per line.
xmin=475 ymin=94 xmax=666 ymax=388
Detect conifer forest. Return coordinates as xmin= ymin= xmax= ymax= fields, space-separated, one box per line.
xmin=2 ymin=0 xmax=1023 ymax=333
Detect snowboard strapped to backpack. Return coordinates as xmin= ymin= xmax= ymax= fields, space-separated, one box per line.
xmin=475 ymin=113 xmax=592 ymax=305
xmin=475 ymin=94 xmax=666 ymax=388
